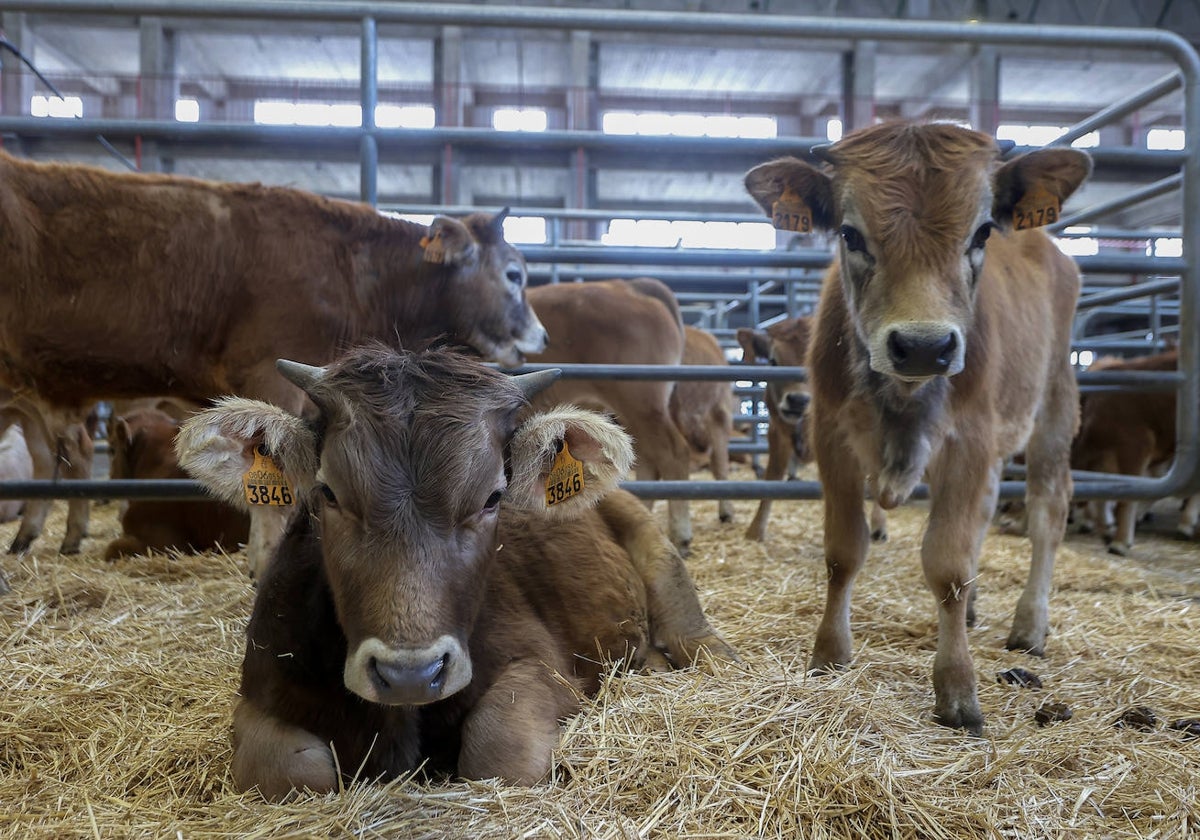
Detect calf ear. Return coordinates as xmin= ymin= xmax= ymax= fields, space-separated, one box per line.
xmin=426 ymin=216 xmax=479 ymax=266
xmin=507 ymin=406 xmax=634 ymax=520
xmin=736 ymin=328 xmax=772 ymax=363
xmin=744 ymin=157 xmax=836 ymax=231
xmin=175 ymin=397 xmax=319 ymax=509
xmin=992 ymin=148 xmax=1093 ymax=231
xmin=109 ymin=417 xmax=132 ymax=450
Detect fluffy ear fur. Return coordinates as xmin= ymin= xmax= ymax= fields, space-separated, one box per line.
xmin=736 ymin=328 xmax=772 ymax=363
xmin=175 ymin=397 xmax=319 ymax=510
xmin=743 ymin=156 xmax=837 ymax=231
xmin=992 ymin=147 xmax=1093 ymax=231
xmin=427 ymin=216 xmax=479 ymax=265
xmin=507 ymin=406 xmax=634 ymax=521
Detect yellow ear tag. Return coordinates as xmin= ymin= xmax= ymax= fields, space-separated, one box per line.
xmin=420 ymin=230 xmax=445 ymax=264
xmin=544 ymin=440 xmax=584 ymax=507
xmin=1013 ymin=186 xmax=1060 ymax=230
xmin=771 ymin=187 xmax=813 ymax=233
xmin=243 ymin=445 xmax=295 ymax=507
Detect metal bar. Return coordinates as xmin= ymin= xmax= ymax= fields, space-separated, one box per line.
xmin=387 ymin=203 xmax=770 ymax=225
xmin=359 ymin=14 xmax=377 ymax=206
xmin=1077 ymin=278 xmax=1180 ymax=308
xmin=1049 ymin=174 xmax=1183 ymax=231
xmin=500 ymin=363 xmax=806 ymax=382
xmin=0 ymin=479 xmax=209 ymax=501
xmin=1051 ymin=72 xmax=1183 ymax=147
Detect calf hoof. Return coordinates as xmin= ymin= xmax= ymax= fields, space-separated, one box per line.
xmin=1005 ymin=634 xmax=1045 ymax=657
xmin=806 ymin=653 xmax=849 ymax=676
xmin=1177 ymin=525 xmax=1198 ymax=540
xmin=1076 ymin=522 xmax=1094 ymax=535
xmin=1107 ymin=541 xmax=1131 ymax=557
xmin=871 ymin=527 xmax=888 ymax=542
xmin=60 ymin=540 xmax=83 ymax=556
xmin=718 ymin=511 xmax=734 ymax=524
xmin=8 ymin=536 xmax=33 ymax=555
xmin=933 ymin=704 xmax=984 ymax=737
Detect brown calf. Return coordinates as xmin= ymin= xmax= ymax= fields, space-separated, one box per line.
xmin=1071 ymin=350 xmax=1189 ymax=555
xmin=177 ymin=346 xmax=736 ymax=800
xmin=746 ymin=121 xmax=1090 ymax=733
xmin=0 ymin=151 xmax=546 ymax=570
xmin=103 ymin=408 xmax=249 ymax=560
xmin=670 ymin=325 xmax=736 ymax=523
xmin=526 ymin=278 xmax=697 ymax=549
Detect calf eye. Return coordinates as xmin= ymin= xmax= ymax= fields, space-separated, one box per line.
xmin=840 ymin=225 xmax=868 ymax=255
xmin=483 ymin=490 xmax=504 ymax=512
xmin=505 ymin=267 xmax=523 ymax=285
xmin=969 ymin=222 xmax=994 ymax=252
xmin=319 ymin=484 xmax=338 ymax=508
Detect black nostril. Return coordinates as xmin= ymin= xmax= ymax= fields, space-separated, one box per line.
xmin=429 ymin=653 xmax=448 ymax=689
xmin=887 ymin=330 xmax=909 ymax=364
xmin=935 ymin=331 xmax=957 ymax=365
xmin=888 ymin=330 xmax=958 ymax=376
xmin=369 ymin=656 xmax=390 ymax=690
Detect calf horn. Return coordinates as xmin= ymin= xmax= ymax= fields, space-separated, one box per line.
xmin=276 ymin=359 xmax=327 ymax=393
xmin=490 ymin=206 xmax=510 ymax=235
xmin=512 ymin=368 xmax=560 ymax=399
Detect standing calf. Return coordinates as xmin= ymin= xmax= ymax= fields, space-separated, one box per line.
xmin=177 ymin=346 xmax=736 ymax=800
xmin=745 ymin=121 xmax=1090 ymax=732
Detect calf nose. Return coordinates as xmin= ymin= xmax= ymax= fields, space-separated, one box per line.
xmin=782 ymin=391 xmax=810 ymax=416
xmin=887 ymin=329 xmax=957 ymax=377
xmin=369 ymin=653 xmax=449 ymax=705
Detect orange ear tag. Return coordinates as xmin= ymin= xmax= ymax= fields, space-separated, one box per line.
xmin=771 ymin=187 xmax=813 ymax=233
xmin=1012 ymin=186 xmax=1061 ymax=231
xmin=243 ymin=445 xmax=295 ymax=507
xmin=544 ymin=440 xmax=585 ymax=507
xmin=419 ymin=230 xmax=446 ymax=264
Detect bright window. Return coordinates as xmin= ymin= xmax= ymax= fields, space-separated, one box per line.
xmin=826 ymin=118 xmax=843 ymax=142
xmin=1070 ymin=350 xmax=1095 ymax=367
xmin=601 ymin=110 xmax=777 ymax=139
xmin=254 ymin=101 xmax=435 ymax=128
xmin=601 ymin=219 xmax=776 ymax=250
xmin=30 ymin=94 xmax=82 ymax=118
xmin=1147 ymin=128 xmax=1185 ymax=150
xmin=493 ymin=108 xmax=547 ymax=132
xmin=996 ymin=124 xmax=1099 ymax=149
xmin=1150 ymin=237 xmax=1182 ymax=258
xmin=502 ymin=216 xmax=547 ymax=244
xmin=375 ymin=105 xmax=436 ymax=129
xmin=175 ymin=99 xmax=199 ymax=122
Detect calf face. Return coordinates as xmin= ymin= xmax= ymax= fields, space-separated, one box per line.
xmin=178 ymin=347 xmax=632 ymax=708
xmin=746 ymin=123 xmax=1090 ymax=389
xmin=737 ymin=317 xmax=813 ymax=462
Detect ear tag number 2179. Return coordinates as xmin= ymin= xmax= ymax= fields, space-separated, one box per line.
xmin=243 ymin=445 xmax=295 ymax=507
xmin=544 ymin=440 xmax=584 ymax=507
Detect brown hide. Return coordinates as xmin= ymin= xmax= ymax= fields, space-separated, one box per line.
xmin=746 ymin=121 xmax=1088 ymax=734
xmin=735 ymin=317 xmax=813 ymax=541
xmin=525 ymin=278 xmax=697 ymax=548
xmin=670 ymin=326 xmax=735 ymax=523
xmin=1072 ymin=350 xmax=1181 ymax=555
xmin=104 ymin=408 xmax=249 ymax=560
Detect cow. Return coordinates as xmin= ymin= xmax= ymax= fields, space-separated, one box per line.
xmin=670 ymin=325 xmax=736 ymax=524
xmin=737 ymin=317 xmax=889 ymax=543
xmin=525 ymin=278 xmax=696 ymax=550
xmin=745 ymin=120 xmax=1090 ymax=733
xmin=0 ymin=151 xmax=547 ymax=572
xmin=0 ymin=425 xmax=32 ymax=522
xmin=103 ymin=407 xmax=250 ymax=560
xmin=1070 ymin=349 xmax=1193 ymax=555
xmin=175 ymin=345 xmax=737 ymax=800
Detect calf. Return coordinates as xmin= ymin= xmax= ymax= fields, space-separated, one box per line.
xmin=1071 ymin=350 xmax=1188 ymax=555
xmin=0 ymin=425 xmax=32 ymax=522
xmin=670 ymin=325 xmax=736 ymax=523
xmin=104 ymin=408 xmax=249 ymax=560
xmin=526 ymin=278 xmax=697 ymax=550
xmin=745 ymin=121 xmax=1090 ymax=732
xmin=177 ymin=346 xmax=736 ymax=800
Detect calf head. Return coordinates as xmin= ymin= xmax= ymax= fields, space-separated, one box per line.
xmin=429 ymin=207 xmax=548 ymax=368
xmin=177 ymin=346 xmax=632 ymax=708
xmin=745 ymin=122 xmax=1091 ymax=389
xmin=737 ymin=317 xmax=813 ymax=461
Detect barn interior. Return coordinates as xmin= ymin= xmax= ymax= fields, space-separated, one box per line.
xmin=1 ymin=2 xmax=1198 ymax=838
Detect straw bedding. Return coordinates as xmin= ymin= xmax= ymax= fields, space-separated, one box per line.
xmin=2 ymin=469 xmax=1198 ymax=839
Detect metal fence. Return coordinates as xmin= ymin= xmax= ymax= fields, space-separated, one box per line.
xmin=0 ymin=2 xmax=1196 ymax=508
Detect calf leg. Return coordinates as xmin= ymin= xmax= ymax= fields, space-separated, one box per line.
xmin=230 ymin=699 xmax=337 ymax=801
xmin=595 ymin=492 xmax=738 ymax=665
xmin=869 ymin=500 xmax=889 ymax=542
xmin=746 ymin=421 xmax=791 ymax=542
xmin=1179 ymin=494 xmax=1200 ymax=539
xmin=458 ymin=659 xmax=578 ymax=784
xmin=633 ymin=408 xmax=694 ymax=552
xmin=1109 ymin=444 xmax=1153 ymax=557
xmin=709 ymin=412 xmax=735 ymax=524
xmin=9 ymin=416 xmax=56 ymax=554
xmin=56 ymin=422 xmax=95 ymax=555
xmin=810 ymin=425 xmax=869 ymax=673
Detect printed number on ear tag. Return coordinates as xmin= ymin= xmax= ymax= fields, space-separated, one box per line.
xmin=243 ymin=444 xmax=295 ymax=507
xmin=419 ymin=231 xmax=446 ymax=264
xmin=1013 ymin=186 xmax=1060 ymax=231
xmin=771 ymin=187 xmax=813 ymax=233
xmin=544 ymin=440 xmax=584 ymax=507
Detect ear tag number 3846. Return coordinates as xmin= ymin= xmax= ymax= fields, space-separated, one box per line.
xmin=243 ymin=445 xmax=295 ymax=507
xmin=544 ymin=440 xmax=584 ymax=507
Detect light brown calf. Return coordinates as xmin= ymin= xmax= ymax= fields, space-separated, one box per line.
xmin=746 ymin=121 xmax=1090 ymax=733
xmin=670 ymin=325 xmax=736 ymax=523
xmin=526 ymin=279 xmax=696 ymax=549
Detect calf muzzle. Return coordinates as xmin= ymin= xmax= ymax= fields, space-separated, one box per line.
xmin=886 ymin=327 xmax=959 ymax=378
xmin=345 ymin=635 xmax=472 ymax=706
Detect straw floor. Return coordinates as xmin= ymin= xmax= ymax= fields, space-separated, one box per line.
xmin=2 ymin=467 xmax=1199 ymax=839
